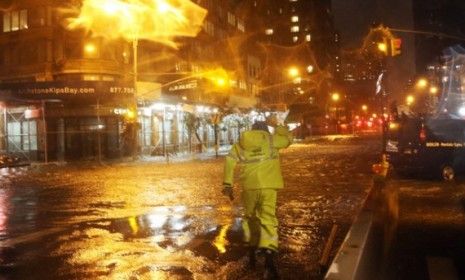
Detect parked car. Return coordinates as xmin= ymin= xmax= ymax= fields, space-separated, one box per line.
xmin=385 ymin=116 xmax=465 ymax=180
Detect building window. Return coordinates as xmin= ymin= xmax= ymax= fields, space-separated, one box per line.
xmin=203 ymin=20 xmax=215 ymax=36
xmin=305 ymin=34 xmax=311 ymax=41
xmin=291 ymin=25 xmax=299 ymax=33
xmin=3 ymin=12 xmax=11 ymax=32
xmin=20 ymin=10 xmax=28 ymax=29
xmin=227 ymin=12 xmax=235 ymax=26
xmin=237 ymin=20 xmax=245 ymax=32
xmin=293 ymin=36 xmax=298 ymax=43
xmin=239 ymin=80 xmax=247 ymax=90
xmin=7 ymin=119 xmax=37 ymax=152
xmin=3 ymin=10 xmax=28 ymax=32
xmin=265 ymin=28 xmax=274 ymax=35
xmin=291 ymin=16 xmax=299 ymax=22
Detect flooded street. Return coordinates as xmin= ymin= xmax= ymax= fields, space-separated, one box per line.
xmin=382 ymin=177 xmax=465 ymax=279
xmin=0 ymin=138 xmax=380 ymax=279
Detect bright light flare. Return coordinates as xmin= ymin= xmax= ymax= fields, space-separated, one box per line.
xmin=389 ymin=123 xmax=399 ymax=130
xmin=378 ymin=42 xmax=387 ymax=52
xmin=126 ymin=109 xmax=136 ymax=120
xmin=288 ymin=67 xmax=300 ymax=78
xmin=458 ymin=107 xmax=465 ymax=117
xmin=331 ymin=92 xmax=340 ymax=102
xmin=406 ymin=95 xmax=415 ymax=105
xmin=215 ymin=78 xmax=226 ymax=87
xmin=203 ymin=68 xmax=230 ymax=88
xmin=416 ymin=78 xmax=428 ymax=89
xmin=67 ymin=0 xmax=207 ymax=48
xmin=84 ymin=43 xmax=96 ymax=54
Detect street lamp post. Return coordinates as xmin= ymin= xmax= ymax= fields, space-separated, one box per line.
xmin=132 ymin=38 xmax=139 ymax=160
xmin=331 ymin=92 xmax=340 ymax=134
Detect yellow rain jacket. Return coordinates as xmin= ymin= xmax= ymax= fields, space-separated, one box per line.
xmin=223 ymin=125 xmax=292 ymax=189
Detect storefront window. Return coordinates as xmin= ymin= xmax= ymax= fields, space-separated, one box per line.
xmin=6 ymin=119 xmax=37 ymax=152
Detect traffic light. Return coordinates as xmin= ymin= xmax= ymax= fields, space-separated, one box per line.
xmin=377 ymin=38 xmax=389 ymax=56
xmin=390 ymin=38 xmax=402 ymax=56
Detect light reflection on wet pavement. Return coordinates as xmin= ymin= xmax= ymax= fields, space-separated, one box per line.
xmin=0 ymin=139 xmax=379 ymax=279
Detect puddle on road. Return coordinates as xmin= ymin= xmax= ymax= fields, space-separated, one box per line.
xmin=100 ymin=205 xmax=245 ymax=261
xmin=0 ymin=205 xmax=251 ymax=279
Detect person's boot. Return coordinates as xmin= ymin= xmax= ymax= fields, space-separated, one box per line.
xmin=263 ymin=249 xmax=280 ymax=280
xmin=247 ymin=247 xmax=256 ymax=269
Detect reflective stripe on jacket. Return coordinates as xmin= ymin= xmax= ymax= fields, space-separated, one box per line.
xmin=223 ymin=125 xmax=293 ymax=190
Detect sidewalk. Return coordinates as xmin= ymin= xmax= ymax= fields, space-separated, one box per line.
xmin=28 ymin=145 xmax=233 ymax=168
xmin=135 ymin=145 xmax=232 ymax=164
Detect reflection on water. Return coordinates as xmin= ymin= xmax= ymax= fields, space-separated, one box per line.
xmin=213 ymin=224 xmax=231 ymax=254
xmin=0 ymin=189 xmax=9 ymax=235
xmin=105 ymin=206 xmax=243 ymax=255
xmin=0 ymin=184 xmax=39 ymax=240
xmin=28 ymin=205 xmax=248 ymax=279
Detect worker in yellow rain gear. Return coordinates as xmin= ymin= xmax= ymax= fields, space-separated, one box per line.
xmin=222 ymin=117 xmax=292 ymax=279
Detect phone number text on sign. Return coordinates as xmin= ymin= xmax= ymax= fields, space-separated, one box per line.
xmin=110 ymin=87 xmax=135 ymax=94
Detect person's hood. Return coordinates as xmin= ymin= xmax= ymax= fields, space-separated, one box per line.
xmin=240 ymin=130 xmax=270 ymax=151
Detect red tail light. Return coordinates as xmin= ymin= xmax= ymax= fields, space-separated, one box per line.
xmin=419 ymin=127 xmax=427 ymax=142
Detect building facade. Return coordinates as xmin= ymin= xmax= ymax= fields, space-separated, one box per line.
xmin=0 ymin=0 xmax=267 ymax=161
xmin=0 ymin=0 xmax=135 ymax=161
xmin=233 ymin=0 xmax=339 ymax=136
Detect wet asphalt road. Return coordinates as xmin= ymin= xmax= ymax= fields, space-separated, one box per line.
xmin=381 ymin=176 xmax=465 ymax=279
xmin=2 ymin=136 xmax=462 ymax=279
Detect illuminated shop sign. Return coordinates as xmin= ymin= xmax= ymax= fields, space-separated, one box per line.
xmin=0 ymin=81 xmax=135 ymax=100
xmin=168 ymin=79 xmax=198 ymax=92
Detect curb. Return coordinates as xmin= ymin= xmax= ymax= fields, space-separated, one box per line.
xmin=325 ymin=184 xmax=383 ymax=280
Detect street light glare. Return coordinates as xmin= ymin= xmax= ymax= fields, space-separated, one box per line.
xmin=102 ymin=0 xmax=120 ymax=15
xmin=406 ymin=95 xmax=415 ymax=105
xmin=84 ymin=43 xmax=96 ymax=54
xmin=362 ymin=105 xmax=368 ymax=111
xmin=288 ymin=67 xmax=300 ymax=78
xmin=158 ymin=1 xmax=173 ymax=13
xmin=331 ymin=93 xmax=340 ymax=102
xmin=416 ymin=78 xmax=428 ymax=88
xmin=459 ymin=107 xmax=465 ymax=117
xmin=67 ymin=0 xmax=207 ymax=48
xmin=216 ymin=78 xmax=226 ymax=87
xmin=430 ymin=86 xmax=438 ymax=94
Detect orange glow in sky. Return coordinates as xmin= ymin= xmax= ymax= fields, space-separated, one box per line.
xmin=68 ymin=0 xmax=207 ymax=48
